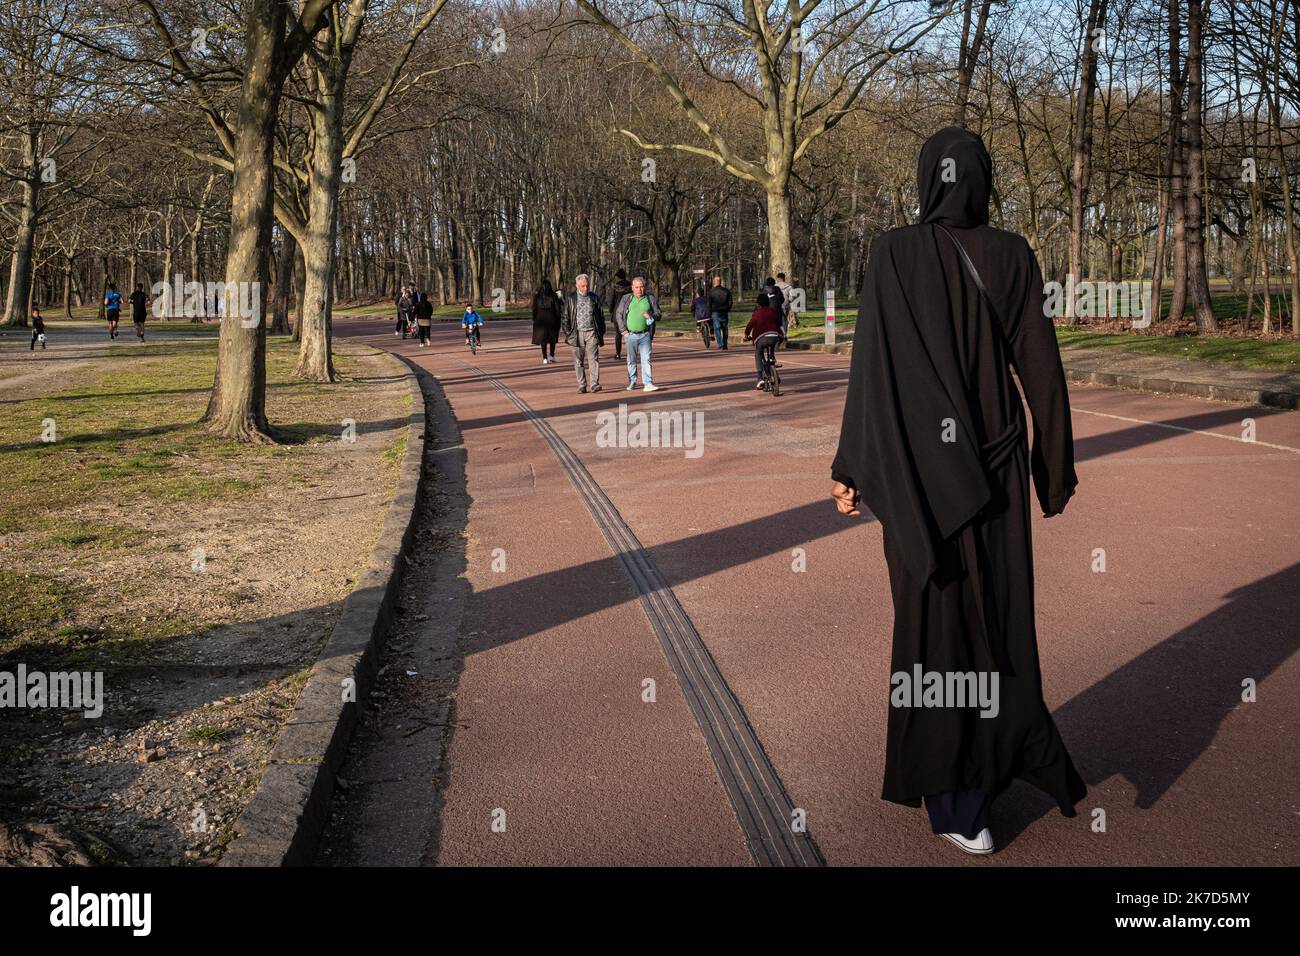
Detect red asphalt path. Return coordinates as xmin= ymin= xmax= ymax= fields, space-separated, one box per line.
xmin=337 ymin=317 xmax=1300 ymax=866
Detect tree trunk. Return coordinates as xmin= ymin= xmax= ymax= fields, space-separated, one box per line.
xmin=953 ymin=0 xmax=993 ymax=127
xmin=1165 ymin=0 xmax=1189 ymax=323
xmin=272 ymin=229 xmax=296 ymax=334
xmin=295 ymin=77 xmax=342 ymax=382
xmin=63 ymin=257 xmax=74 ymax=319
xmin=202 ymin=0 xmax=286 ymax=442
xmin=1276 ymin=137 xmax=1300 ymax=334
xmin=1184 ymin=0 xmax=1217 ymax=332
xmin=189 ymin=212 xmax=205 ymax=322
xmin=3 ymin=129 xmax=40 ymax=328
xmin=160 ymin=206 xmax=174 ymax=317
xmin=1067 ymin=0 xmax=1106 ymax=320
xmin=765 ymin=186 xmax=793 ymax=280
xmin=292 ymin=242 xmax=306 ymax=341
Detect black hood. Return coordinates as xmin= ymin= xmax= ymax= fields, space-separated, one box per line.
xmin=917 ymin=126 xmax=992 ymax=227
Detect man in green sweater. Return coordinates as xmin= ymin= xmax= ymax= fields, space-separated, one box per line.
xmin=614 ymin=275 xmax=662 ymax=392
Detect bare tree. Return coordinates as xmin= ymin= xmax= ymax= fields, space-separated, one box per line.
xmin=575 ymin=0 xmax=957 ymax=278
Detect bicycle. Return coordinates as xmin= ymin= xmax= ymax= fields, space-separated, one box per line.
xmin=696 ymin=317 xmax=713 ymax=349
xmin=465 ymin=325 xmax=481 ymax=354
xmin=754 ymin=331 xmax=782 ymax=396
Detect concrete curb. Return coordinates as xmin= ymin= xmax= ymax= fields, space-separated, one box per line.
xmin=785 ymin=338 xmax=853 ymax=355
xmin=219 ymin=349 xmax=429 ymax=866
xmin=1060 ymin=364 xmax=1300 ymax=410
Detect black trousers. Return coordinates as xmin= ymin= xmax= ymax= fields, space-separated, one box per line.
xmin=924 ymin=789 xmax=992 ymax=839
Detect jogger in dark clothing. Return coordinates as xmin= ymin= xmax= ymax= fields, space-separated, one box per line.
xmin=129 ymin=284 xmax=150 ymax=341
xmin=30 ymin=308 xmax=46 ymax=350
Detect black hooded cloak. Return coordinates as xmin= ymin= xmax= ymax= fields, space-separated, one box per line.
xmin=832 ymin=127 xmax=1086 ymax=815
xmin=532 ymin=279 xmax=562 ymax=346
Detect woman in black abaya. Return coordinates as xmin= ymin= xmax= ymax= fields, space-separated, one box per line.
xmin=532 ymin=279 xmax=563 ymax=364
xmin=831 ymin=127 xmax=1086 ymax=854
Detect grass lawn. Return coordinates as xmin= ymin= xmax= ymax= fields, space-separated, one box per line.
xmin=1054 ymin=327 xmax=1300 ymax=372
xmin=0 ymin=338 xmax=405 ymax=664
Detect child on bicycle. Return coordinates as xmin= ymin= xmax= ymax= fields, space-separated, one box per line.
xmin=461 ymin=302 xmax=484 ymax=347
xmin=743 ymin=292 xmax=784 ymax=390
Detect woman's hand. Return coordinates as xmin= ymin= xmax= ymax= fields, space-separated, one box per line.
xmin=831 ymin=481 xmax=860 ymax=517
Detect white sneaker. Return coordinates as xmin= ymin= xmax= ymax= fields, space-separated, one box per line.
xmin=939 ymin=828 xmax=994 ymax=855
xmin=642 ymin=383 xmax=659 ymax=393
xmin=626 ymin=383 xmax=636 ymax=391
xmin=542 ymin=358 xmax=549 ymax=365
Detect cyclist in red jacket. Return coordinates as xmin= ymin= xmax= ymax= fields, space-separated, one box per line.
xmin=744 ymin=292 xmax=784 ymax=389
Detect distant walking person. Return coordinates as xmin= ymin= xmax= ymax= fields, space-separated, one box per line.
xmin=104 ymin=283 xmax=122 ymax=339
xmin=561 ymin=274 xmax=605 ymax=393
xmin=396 ymin=284 xmax=414 ymax=336
xmin=605 ymin=268 xmax=632 ymax=359
xmin=129 ymin=283 xmax=150 ymax=342
xmin=30 ymin=307 xmax=46 ymax=350
xmin=415 ymin=292 xmax=433 ymax=346
xmin=532 ymin=279 xmax=562 ymax=364
xmin=615 ymin=275 xmax=661 ymax=392
xmin=761 ymin=276 xmax=785 ymax=336
xmin=775 ymin=272 xmax=796 ymax=332
xmin=831 ymin=126 xmax=1084 ymax=856
xmin=707 ymin=274 xmax=732 ymax=349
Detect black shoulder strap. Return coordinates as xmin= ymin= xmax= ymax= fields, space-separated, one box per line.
xmin=934 ymin=223 xmax=990 ymax=302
